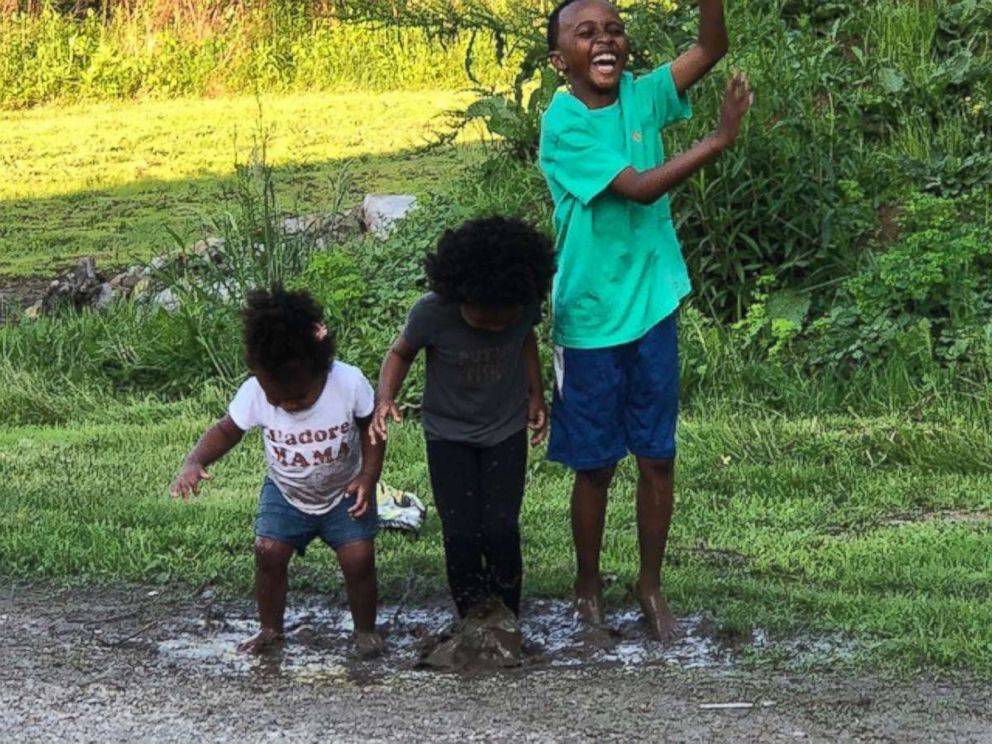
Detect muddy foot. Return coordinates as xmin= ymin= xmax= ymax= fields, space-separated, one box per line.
xmin=574 ymin=588 xmax=605 ymax=627
xmin=634 ymin=582 xmax=679 ymax=644
xmin=237 ymin=627 xmax=284 ymax=654
xmin=355 ymin=630 xmax=385 ymax=659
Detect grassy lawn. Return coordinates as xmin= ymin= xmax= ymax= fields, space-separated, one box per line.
xmin=0 ymin=91 xmax=478 ymax=277
xmin=2 ymin=392 xmax=991 ymax=674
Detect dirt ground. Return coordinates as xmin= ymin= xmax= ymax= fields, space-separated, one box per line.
xmin=3 ymin=582 xmax=991 ymax=743
xmin=0 ymin=277 xmax=48 ymax=323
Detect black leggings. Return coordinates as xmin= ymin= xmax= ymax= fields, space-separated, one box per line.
xmin=426 ymin=430 xmax=527 ymax=617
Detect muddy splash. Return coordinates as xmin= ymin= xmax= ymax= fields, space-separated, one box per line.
xmin=155 ymin=594 xmax=855 ymax=680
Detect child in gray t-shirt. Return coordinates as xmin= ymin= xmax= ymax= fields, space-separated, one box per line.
xmin=372 ymin=217 xmax=556 ymax=622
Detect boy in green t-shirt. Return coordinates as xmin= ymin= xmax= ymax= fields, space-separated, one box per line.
xmin=539 ymin=0 xmax=751 ymax=641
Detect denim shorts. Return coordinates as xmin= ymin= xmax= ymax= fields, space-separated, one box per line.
xmin=549 ymin=311 xmax=679 ymax=472
xmin=254 ymin=477 xmax=378 ymax=555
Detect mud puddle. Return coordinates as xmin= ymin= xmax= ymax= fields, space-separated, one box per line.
xmin=155 ymin=595 xmax=855 ymax=681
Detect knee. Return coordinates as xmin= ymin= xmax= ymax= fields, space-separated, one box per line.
xmin=337 ymin=541 xmax=376 ymax=580
xmin=254 ymin=537 xmax=292 ymax=571
xmin=481 ymin=522 xmax=520 ymax=552
xmin=577 ymin=464 xmax=616 ymax=491
xmin=637 ymin=457 xmax=674 ymax=483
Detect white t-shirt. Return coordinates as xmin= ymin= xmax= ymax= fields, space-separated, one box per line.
xmin=228 ymin=361 xmax=375 ymax=515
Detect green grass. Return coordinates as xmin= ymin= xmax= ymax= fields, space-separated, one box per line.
xmin=2 ymin=391 xmax=991 ymax=674
xmin=0 ymin=91 xmax=480 ymax=276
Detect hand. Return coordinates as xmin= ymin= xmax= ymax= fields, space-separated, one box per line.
xmin=715 ymin=71 xmax=753 ymax=149
xmin=346 ymin=472 xmax=377 ymax=519
xmin=369 ymin=399 xmax=402 ymax=446
xmin=528 ymin=394 xmax=549 ymax=446
xmin=171 ymin=462 xmax=211 ymax=500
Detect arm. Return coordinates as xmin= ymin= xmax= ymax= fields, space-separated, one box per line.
xmin=670 ymin=0 xmax=729 ymax=95
xmin=609 ymin=72 xmax=752 ymax=205
xmin=171 ymin=415 xmax=244 ymax=498
xmin=346 ymin=414 xmax=386 ymax=519
xmin=523 ymin=328 xmax=548 ymax=446
xmin=369 ymin=336 xmax=418 ymax=445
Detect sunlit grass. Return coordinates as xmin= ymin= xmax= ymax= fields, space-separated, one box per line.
xmin=0 ymin=91 xmax=480 ymax=276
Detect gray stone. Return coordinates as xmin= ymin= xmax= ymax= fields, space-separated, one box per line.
xmin=153 ymin=288 xmax=179 ymax=313
xmin=93 ymin=283 xmax=115 ymax=310
xmin=362 ymin=194 xmax=417 ymax=239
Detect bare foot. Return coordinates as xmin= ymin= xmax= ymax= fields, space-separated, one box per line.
xmin=574 ymin=581 xmax=605 ymax=626
xmin=355 ymin=630 xmax=385 ymax=659
xmin=237 ymin=627 xmax=283 ymax=654
xmin=634 ymin=581 xmax=679 ymax=643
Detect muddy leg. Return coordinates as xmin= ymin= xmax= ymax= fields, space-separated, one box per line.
xmin=427 ymin=439 xmax=485 ymax=618
xmin=571 ymin=464 xmax=615 ymax=625
xmin=634 ymin=456 xmax=678 ymax=643
xmin=336 ymin=538 xmax=381 ymax=657
xmin=239 ymin=537 xmax=294 ymax=654
xmin=479 ymin=430 xmax=527 ymax=615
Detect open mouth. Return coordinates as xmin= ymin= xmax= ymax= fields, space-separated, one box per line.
xmin=591 ymin=52 xmax=619 ymax=75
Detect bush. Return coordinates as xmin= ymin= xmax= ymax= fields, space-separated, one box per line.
xmin=806 ymin=193 xmax=992 ymax=369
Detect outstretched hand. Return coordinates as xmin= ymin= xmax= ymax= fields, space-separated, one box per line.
xmin=369 ymin=399 xmax=403 ymax=446
xmin=171 ymin=462 xmax=211 ymax=500
xmin=716 ymin=72 xmax=753 ymax=149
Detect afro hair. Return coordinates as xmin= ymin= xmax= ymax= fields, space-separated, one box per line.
xmin=242 ymin=285 xmax=335 ymax=383
xmin=424 ymin=216 xmax=556 ymax=308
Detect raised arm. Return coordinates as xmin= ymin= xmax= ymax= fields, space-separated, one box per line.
xmin=670 ymin=0 xmax=728 ymax=95
xmin=370 ymin=336 xmax=418 ymax=445
xmin=171 ymin=415 xmax=244 ymax=498
xmin=610 ymin=72 xmax=751 ymax=205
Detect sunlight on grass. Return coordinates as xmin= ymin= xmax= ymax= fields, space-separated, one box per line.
xmin=0 ymin=91 xmax=481 ymax=276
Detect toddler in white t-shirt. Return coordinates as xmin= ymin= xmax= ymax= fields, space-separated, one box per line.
xmin=171 ymin=286 xmax=385 ymax=657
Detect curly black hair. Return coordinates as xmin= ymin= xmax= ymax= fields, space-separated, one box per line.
xmin=548 ymin=0 xmax=583 ymax=51
xmin=242 ymin=285 xmax=335 ymax=383
xmin=425 ymin=216 xmax=556 ymax=308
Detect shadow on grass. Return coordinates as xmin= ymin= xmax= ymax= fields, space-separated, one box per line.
xmin=0 ymin=142 xmax=485 ymax=278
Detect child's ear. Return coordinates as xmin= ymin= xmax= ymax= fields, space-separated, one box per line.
xmin=549 ymin=51 xmax=567 ymax=74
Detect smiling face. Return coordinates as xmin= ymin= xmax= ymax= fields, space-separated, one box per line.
xmin=550 ymin=0 xmax=629 ymax=106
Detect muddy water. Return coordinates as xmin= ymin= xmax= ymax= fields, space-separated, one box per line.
xmin=156 ymin=595 xmax=854 ymax=680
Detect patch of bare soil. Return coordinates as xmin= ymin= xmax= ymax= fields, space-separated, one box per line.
xmin=0 ymin=277 xmax=48 ymax=323
xmin=2 ymin=582 xmax=991 ymax=743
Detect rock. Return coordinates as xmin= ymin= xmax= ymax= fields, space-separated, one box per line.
xmin=110 ymin=272 xmax=143 ymax=294
xmin=41 ymin=256 xmax=108 ymax=313
xmin=24 ymin=301 xmax=42 ymax=320
xmin=153 ymin=288 xmax=179 ymax=313
xmin=191 ymin=237 xmax=226 ymax=261
xmin=93 ymin=283 xmax=115 ymax=310
xmin=362 ymin=194 xmax=417 ymax=239
xmin=131 ymin=277 xmax=152 ymax=299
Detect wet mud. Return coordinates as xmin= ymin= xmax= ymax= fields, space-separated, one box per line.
xmin=3 ymin=581 xmax=992 ymax=742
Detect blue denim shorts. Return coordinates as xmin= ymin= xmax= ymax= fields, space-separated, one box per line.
xmin=254 ymin=478 xmax=378 ymax=555
xmin=549 ymin=311 xmax=679 ymax=472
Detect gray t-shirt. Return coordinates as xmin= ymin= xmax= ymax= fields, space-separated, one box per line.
xmin=403 ymin=293 xmax=540 ymax=446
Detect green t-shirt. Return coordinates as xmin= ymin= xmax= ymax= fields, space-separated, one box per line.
xmin=539 ymin=64 xmax=693 ymax=349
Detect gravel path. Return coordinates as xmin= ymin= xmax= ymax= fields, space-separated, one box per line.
xmin=3 ymin=583 xmax=990 ymax=743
